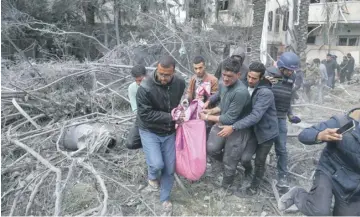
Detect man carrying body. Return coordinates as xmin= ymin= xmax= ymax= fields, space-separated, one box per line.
xmin=125 ymin=65 xmax=147 ymax=149
xmin=278 ymin=108 xmax=360 ymax=216
xmin=136 ymin=56 xmax=185 ymax=215
xmin=185 ymin=56 xmax=218 ymax=103
xmin=199 ymin=57 xmax=255 ymax=189
xmin=214 ymin=47 xmax=249 ymax=81
xmin=216 ymin=62 xmax=279 ymax=195
xmin=265 ymin=52 xmax=302 ymax=188
xmin=185 ymin=56 xmax=218 ymax=137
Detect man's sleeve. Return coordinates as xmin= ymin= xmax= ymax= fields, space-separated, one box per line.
xmin=211 ymin=78 xmax=219 ymax=94
xmin=219 ymin=91 xmax=249 ymax=125
xmin=128 ymin=84 xmax=137 ymax=112
xmin=136 ymin=87 xmax=172 ymax=124
xmin=298 ymin=118 xmax=339 ymax=145
xmin=233 ymin=90 xmax=273 ymax=130
xmin=186 ymin=77 xmax=194 ymax=101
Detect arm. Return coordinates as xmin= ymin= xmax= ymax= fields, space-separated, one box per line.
xmin=232 ymin=90 xmax=273 ymax=130
xmin=136 ymin=87 xmax=172 ymax=124
xmin=128 ymin=84 xmax=137 ymax=112
xmin=209 ymin=90 xmax=220 ymax=105
xmin=219 ymin=91 xmax=249 ymax=125
xmin=298 ymin=118 xmax=340 ymax=145
xmin=211 ymin=78 xmax=219 ymax=95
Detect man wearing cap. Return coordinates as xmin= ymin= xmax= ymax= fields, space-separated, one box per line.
xmin=136 ymin=56 xmax=185 ymax=215
xmin=265 ymin=52 xmax=302 ymax=188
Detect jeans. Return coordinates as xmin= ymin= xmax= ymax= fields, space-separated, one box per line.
xmin=274 ymin=118 xmax=288 ymax=178
xmin=139 ymin=129 xmax=176 ymax=202
xmin=294 ymin=170 xmax=360 ymax=216
xmin=207 ymin=125 xmax=257 ymax=177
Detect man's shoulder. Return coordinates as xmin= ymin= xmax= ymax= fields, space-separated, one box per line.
xmin=206 ymin=73 xmax=218 ymax=82
xmin=128 ymin=81 xmax=137 ymax=91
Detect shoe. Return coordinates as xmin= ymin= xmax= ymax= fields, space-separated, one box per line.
xmin=246 ymin=177 xmax=261 ymax=196
xmin=278 ymin=186 xmax=300 ymax=211
xmin=148 ymin=179 xmax=160 ymax=191
xmin=244 ymin=164 xmax=253 ymax=178
xmin=221 ymin=175 xmax=235 ymax=189
xmin=276 ymin=176 xmax=289 ymax=188
xmin=161 ymin=201 xmax=173 ymax=216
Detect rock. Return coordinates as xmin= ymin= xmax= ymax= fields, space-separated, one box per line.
xmin=261 ymin=211 xmax=267 ymax=216
xmin=203 ymin=196 xmax=210 ymax=201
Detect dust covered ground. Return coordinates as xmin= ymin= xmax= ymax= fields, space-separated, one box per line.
xmin=1 ymin=61 xmax=360 ymax=216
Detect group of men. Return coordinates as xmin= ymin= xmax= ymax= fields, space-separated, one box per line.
xmin=126 ymin=49 xmax=359 ymax=216
xmin=302 ymin=53 xmax=355 ymax=102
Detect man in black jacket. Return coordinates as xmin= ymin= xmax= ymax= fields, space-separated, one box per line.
xmin=136 ymin=56 xmax=185 ymax=214
xmin=214 ymin=46 xmax=249 ymax=81
xmin=199 ymin=57 xmax=255 ymax=189
xmin=217 ymin=62 xmax=279 ymax=195
xmin=278 ymin=108 xmax=360 ymax=216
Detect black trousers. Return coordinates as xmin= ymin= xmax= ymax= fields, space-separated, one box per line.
xmin=207 ymin=125 xmax=257 ymax=177
xmin=125 ymin=119 xmax=142 ymax=149
xmin=253 ymin=139 xmax=274 ymax=180
xmin=294 ymin=170 xmax=360 ymax=216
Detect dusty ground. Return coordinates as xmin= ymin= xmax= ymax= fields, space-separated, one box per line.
xmin=1 ymin=61 xmax=359 ymax=216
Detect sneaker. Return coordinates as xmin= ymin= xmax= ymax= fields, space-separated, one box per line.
xmin=148 ymin=179 xmax=160 ymax=191
xmin=161 ymin=201 xmax=173 ymax=216
xmin=276 ymin=176 xmax=289 ymax=188
xmin=278 ymin=186 xmax=301 ymax=211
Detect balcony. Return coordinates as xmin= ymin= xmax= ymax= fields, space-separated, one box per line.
xmin=308 ymin=1 xmax=360 ymax=24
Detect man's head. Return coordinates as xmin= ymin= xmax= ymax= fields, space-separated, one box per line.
xmin=231 ymin=47 xmax=246 ymax=65
xmin=313 ymin=58 xmax=320 ymax=65
xmin=277 ymin=52 xmax=300 ymax=77
xmin=222 ymin=57 xmax=241 ymax=86
xmin=248 ymin=62 xmax=266 ymax=88
xmin=347 ymin=53 xmax=352 ymax=58
xmin=156 ymin=55 xmax=176 ymax=85
xmin=326 ymin=53 xmax=332 ymax=61
xmin=193 ymin=56 xmax=206 ymax=78
xmin=131 ymin=65 xmax=147 ymax=85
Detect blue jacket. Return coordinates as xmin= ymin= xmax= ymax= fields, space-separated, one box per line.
xmin=298 ymin=111 xmax=360 ymax=202
xmin=232 ymin=79 xmax=279 ymax=144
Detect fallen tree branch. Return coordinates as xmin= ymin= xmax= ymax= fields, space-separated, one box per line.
xmin=7 ymin=128 xmax=63 ymax=216
xmin=80 ymin=162 xmax=108 ymax=216
xmin=11 ymin=98 xmax=41 ymax=129
xmin=292 ymin=104 xmax=345 ymax=112
xmin=97 ymin=81 xmax=130 ymax=103
xmin=25 ymin=170 xmax=51 ymax=216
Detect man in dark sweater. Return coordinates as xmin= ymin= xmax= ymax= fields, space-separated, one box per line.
xmin=217 ymin=62 xmax=279 ymax=195
xmin=214 ymin=47 xmax=249 ymax=81
xmin=325 ymin=54 xmax=337 ymax=89
xmin=199 ymin=57 xmax=255 ymax=189
xmin=265 ymin=52 xmax=302 ymax=188
xmin=136 ymin=56 xmax=185 ymax=215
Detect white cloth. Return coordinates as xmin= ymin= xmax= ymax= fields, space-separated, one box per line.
xmin=248 ymin=86 xmax=255 ymax=96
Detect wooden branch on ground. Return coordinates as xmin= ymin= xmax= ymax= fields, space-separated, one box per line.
xmin=29 ymin=69 xmax=98 ymax=92
xmin=1 ymin=153 xmax=29 ymax=175
xmin=80 ymin=162 xmax=108 ymax=216
xmin=7 ymin=129 xmax=63 ymax=216
xmin=292 ymin=104 xmax=345 ymax=112
xmin=25 ymin=171 xmax=51 ymax=216
xmin=97 ymin=81 xmax=130 ymax=103
xmin=11 ymin=98 xmax=41 ymax=129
